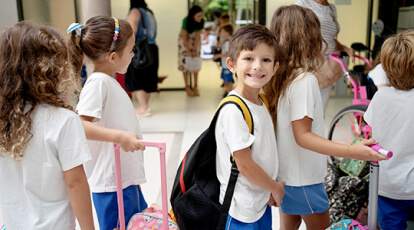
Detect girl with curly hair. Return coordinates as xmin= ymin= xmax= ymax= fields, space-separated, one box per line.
xmin=0 ymin=21 xmax=94 ymax=229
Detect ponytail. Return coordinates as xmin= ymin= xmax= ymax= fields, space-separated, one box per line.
xmin=67 ymin=30 xmax=84 ymax=78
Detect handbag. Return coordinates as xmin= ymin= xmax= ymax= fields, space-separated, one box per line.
xmin=314 ymin=4 xmax=344 ymax=89
xmin=185 ymin=56 xmax=202 ymax=71
xmin=131 ymin=9 xmax=154 ymax=70
xmin=316 ymin=58 xmax=344 ymax=89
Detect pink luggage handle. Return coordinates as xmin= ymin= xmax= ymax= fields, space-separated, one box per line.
xmin=114 ymin=141 xmax=168 ymax=230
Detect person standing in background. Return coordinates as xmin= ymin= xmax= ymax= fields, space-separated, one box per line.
xmin=178 ymin=5 xmax=204 ymax=97
xmin=125 ymin=0 xmax=159 ymax=117
xmin=296 ymin=0 xmax=354 ymax=112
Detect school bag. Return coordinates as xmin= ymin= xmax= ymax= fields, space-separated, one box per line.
xmin=326 ymin=219 xmax=369 ymax=230
xmin=170 ymin=93 xmax=269 ymax=230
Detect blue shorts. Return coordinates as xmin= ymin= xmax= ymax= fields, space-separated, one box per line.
xmin=221 ymin=68 xmax=234 ymax=83
xmin=225 ymin=205 xmax=272 ymax=230
xmin=280 ymin=183 xmax=329 ymax=215
xmin=378 ymin=195 xmax=414 ymax=230
xmin=92 ymin=185 xmax=148 ymax=230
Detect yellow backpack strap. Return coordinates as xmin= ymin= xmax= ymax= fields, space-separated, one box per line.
xmin=258 ymin=92 xmax=269 ymax=111
xmin=215 ymin=95 xmax=253 ymax=134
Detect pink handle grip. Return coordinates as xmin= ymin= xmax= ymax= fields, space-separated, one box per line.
xmin=114 ymin=140 xmax=169 ymax=230
xmin=329 ymin=53 xmax=373 ymax=71
xmin=371 ymin=144 xmax=393 ymax=158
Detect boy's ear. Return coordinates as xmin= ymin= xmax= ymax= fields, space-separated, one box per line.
xmin=226 ymin=57 xmax=236 ymax=74
xmin=273 ymin=61 xmax=279 ymax=75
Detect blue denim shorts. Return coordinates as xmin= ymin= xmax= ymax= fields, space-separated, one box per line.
xmin=221 ymin=68 xmax=234 ymax=83
xmin=92 ymin=185 xmax=148 ymax=230
xmin=225 ymin=205 xmax=272 ymax=230
xmin=280 ymin=183 xmax=329 ymax=215
xmin=378 ymin=195 xmax=414 ymax=230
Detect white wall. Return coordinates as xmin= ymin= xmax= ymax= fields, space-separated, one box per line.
xmin=0 ymin=0 xmax=19 ymax=31
xmin=111 ymin=0 xmax=189 ymax=88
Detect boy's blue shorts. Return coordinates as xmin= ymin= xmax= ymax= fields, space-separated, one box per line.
xmin=225 ymin=205 xmax=272 ymax=230
xmin=280 ymin=183 xmax=329 ymax=215
xmin=221 ymin=68 xmax=234 ymax=83
xmin=378 ymin=195 xmax=414 ymax=230
xmin=92 ymin=185 xmax=148 ymax=230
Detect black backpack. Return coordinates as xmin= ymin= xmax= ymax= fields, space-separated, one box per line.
xmin=170 ymin=93 xmax=269 ymax=230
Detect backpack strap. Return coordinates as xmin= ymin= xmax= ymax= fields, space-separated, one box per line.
xmin=258 ymin=92 xmax=269 ymax=111
xmin=214 ymin=94 xmax=253 ymax=230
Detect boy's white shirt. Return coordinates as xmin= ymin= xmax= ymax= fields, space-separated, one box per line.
xmin=276 ymin=72 xmax=327 ymax=186
xmin=215 ymin=91 xmax=278 ymax=223
xmin=0 ymin=104 xmax=91 ymax=229
xmin=221 ymin=39 xmax=230 ymax=69
xmin=364 ymin=87 xmax=414 ymax=199
xmin=76 ymin=72 xmax=146 ymax=193
xmin=368 ymin=63 xmax=390 ymax=86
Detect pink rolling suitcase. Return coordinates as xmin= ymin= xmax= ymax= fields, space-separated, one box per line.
xmin=113 ymin=141 xmax=178 ymax=230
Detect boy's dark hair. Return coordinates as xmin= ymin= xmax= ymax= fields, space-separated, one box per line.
xmin=220 ymin=24 xmax=233 ymax=36
xmin=228 ymin=24 xmax=278 ymax=64
xmin=221 ymin=14 xmax=230 ymax=20
xmin=381 ymin=29 xmax=414 ymax=90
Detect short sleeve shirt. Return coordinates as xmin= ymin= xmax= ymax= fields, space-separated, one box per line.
xmin=181 ymin=17 xmax=200 ymax=32
xmin=215 ymin=91 xmax=278 ymax=223
xmin=0 ymin=105 xmax=91 ymax=229
xmin=364 ymin=87 xmax=414 ymax=199
xmin=76 ymin=72 xmax=146 ymax=192
xmin=276 ymin=73 xmax=327 ymax=186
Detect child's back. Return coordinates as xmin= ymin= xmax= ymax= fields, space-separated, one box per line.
xmin=364 ymin=29 xmax=414 ymax=230
xmin=0 ymin=105 xmax=90 ymax=229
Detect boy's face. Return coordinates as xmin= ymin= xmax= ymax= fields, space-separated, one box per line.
xmin=227 ymin=43 xmax=278 ymax=90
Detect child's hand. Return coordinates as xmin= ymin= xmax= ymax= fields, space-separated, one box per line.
xmin=270 ymin=180 xmax=286 ymax=207
xmin=118 ymin=131 xmax=145 ymax=152
xmin=213 ymin=54 xmax=219 ymax=60
xmin=348 ymin=139 xmax=387 ymax=161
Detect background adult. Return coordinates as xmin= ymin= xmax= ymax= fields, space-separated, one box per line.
xmin=125 ymin=0 xmax=158 ymax=116
xmin=178 ymin=5 xmax=204 ymax=96
xmin=296 ymin=0 xmax=354 ymax=112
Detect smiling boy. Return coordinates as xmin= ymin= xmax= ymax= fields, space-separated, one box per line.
xmin=214 ymin=24 xmax=285 ymax=229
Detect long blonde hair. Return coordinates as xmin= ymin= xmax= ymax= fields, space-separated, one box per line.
xmin=263 ymin=5 xmax=326 ymax=127
xmin=0 ymin=21 xmax=81 ymax=160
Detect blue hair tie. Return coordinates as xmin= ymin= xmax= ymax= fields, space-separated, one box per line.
xmin=67 ymin=23 xmax=84 ymax=37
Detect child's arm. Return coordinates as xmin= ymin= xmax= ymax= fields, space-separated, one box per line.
xmin=292 ymin=116 xmax=387 ymax=161
xmin=233 ymin=147 xmax=285 ymax=207
xmin=64 ymin=165 xmax=95 ymax=230
xmin=79 ymin=115 xmax=145 ymax=152
xmin=213 ymin=51 xmax=229 ymax=60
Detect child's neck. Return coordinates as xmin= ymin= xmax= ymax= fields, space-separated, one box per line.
xmin=93 ymin=61 xmax=116 ymax=77
xmin=234 ymin=85 xmax=262 ymax=105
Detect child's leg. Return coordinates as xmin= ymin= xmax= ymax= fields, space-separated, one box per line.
xmin=300 ymin=210 xmax=330 ymax=230
xmin=378 ymin=195 xmax=414 ymax=230
xmin=92 ymin=185 xmax=147 ymax=229
xmin=279 ymin=211 xmax=302 ymax=230
xmin=225 ymin=206 xmax=272 ymax=230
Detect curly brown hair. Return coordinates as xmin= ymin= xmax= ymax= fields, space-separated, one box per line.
xmin=0 ymin=21 xmax=81 ymax=160
xmin=263 ymin=5 xmax=327 ymax=127
xmin=381 ymin=29 xmax=414 ymax=90
xmin=68 ymin=16 xmax=133 ymax=77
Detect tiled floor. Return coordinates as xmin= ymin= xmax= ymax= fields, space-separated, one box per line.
xmin=0 ymin=61 xmax=354 ymax=229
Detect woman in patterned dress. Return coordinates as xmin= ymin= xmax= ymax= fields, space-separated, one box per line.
xmin=178 ymin=5 xmax=204 ymax=96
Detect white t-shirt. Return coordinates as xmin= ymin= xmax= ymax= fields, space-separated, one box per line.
xmin=296 ymin=0 xmax=339 ymax=55
xmin=368 ymin=63 xmax=390 ymax=86
xmin=364 ymin=87 xmax=414 ymax=200
xmin=215 ymin=91 xmax=278 ymax=223
xmin=76 ymin=72 xmax=146 ymax=193
xmin=0 ymin=104 xmax=91 ymax=230
xmin=221 ymin=39 xmax=230 ymax=70
xmin=277 ymin=73 xmax=327 ymax=186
